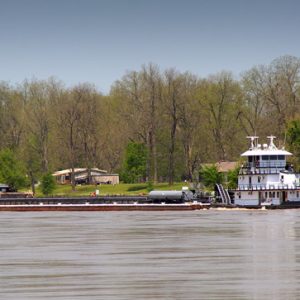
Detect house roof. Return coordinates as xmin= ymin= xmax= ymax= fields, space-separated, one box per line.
xmin=215 ymin=161 xmax=238 ymax=173
xmin=202 ymin=161 xmax=238 ymax=173
xmin=53 ymin=168 xmax=107 ymax=176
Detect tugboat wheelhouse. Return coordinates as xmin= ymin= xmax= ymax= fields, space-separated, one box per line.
xmin=234 ymin=136 xmax=300 ymax=206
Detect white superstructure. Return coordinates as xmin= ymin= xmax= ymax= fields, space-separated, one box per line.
xmin=234 ymin=136 xmax=300 ymax=206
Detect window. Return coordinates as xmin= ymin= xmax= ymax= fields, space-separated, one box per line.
xmin=269 ymin=192 xmax=272 ymax=197
xmin=278 ymin=155 xmax=285 ymax=160
xmin=297 ymin=191 xmax=299 ymax=198
xmin=277 ymin=192 xmax=280 ymax=198
xmin=265 ymin=192 xmax=268 ymax=198
xmin=258 ymin=176 xmax=261 ymax=183
xmin=262 ymin=155 xmax=269 ymax=160
xmin=270 ymin=155 xmax=277 ymax=160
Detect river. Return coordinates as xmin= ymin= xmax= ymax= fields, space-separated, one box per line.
xmin=0 ymin=209 xmax=300 ymax=299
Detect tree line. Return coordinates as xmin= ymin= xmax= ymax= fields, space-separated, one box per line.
xmin=0 ymin=55 xmax=300 ymax=191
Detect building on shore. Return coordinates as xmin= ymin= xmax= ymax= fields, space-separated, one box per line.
xmin=0 ymin=183 xmax=11 ymax=192
xmin=53 ymin=168 xmax=119 ymax=185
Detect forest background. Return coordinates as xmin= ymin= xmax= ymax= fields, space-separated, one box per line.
xmin=1 ymin=55 xmax=300 ymax=193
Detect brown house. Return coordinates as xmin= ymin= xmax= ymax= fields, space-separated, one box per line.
xmin=202 ymin=161 xmax=238 ymax=173
xmin=215 ymin=161 xmax=238 ymax=173
xmin=53 ymin=168 xmax=119 ymax=185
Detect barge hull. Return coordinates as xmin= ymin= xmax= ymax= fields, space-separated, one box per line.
xmin=0 ymin=204 xmax=207 ymax=212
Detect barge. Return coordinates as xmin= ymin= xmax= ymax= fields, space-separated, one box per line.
xmin=0 ymin=203 xmax=208 ymax=212
xmin=0 ymin=190 xmax=210 ymax=211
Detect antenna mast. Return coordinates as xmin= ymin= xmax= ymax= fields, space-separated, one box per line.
xmin=247 ymin=136 xmax=259 ymax=149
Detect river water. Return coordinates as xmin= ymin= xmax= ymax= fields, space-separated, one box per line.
xmin=0 ymin=209 xmax=300 ymax=299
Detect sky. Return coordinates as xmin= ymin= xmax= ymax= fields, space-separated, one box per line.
xmin=1 ymin=0 xmax=300 ymax=94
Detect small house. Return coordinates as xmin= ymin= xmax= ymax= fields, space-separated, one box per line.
xmin=53 ymin=168 xmax=119 ymax=185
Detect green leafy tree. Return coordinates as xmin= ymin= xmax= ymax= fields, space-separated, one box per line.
xmin=40 ymin=173 xmax=56 ymax=196
xmin=200 ymin=165 xmax=223 ymax=190
xmin=286 ymin=120 xmax=300 ymax=170
xmin=0 ymin=149 xmax=27 ymax=191
xmin=147 ymin=181 xmax=154 ymax=192
xmin=121 ymin=142 xmax=147 ymax=183
xmin=227 ymin=167 xmax=240 ymax=189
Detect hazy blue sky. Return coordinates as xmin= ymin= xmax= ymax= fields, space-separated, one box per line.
xmin=1 ymin=0 xmax=300 ymax=94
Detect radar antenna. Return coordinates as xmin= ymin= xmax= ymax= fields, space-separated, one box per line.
xmin=246 ymin=136 xmax=259 ymax=150
xmin=267 ymin=135 xmax=277 ymax=150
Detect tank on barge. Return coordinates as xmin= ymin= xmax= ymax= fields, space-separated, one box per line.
xmin=0 ymin=187 xmax=210 ymax=211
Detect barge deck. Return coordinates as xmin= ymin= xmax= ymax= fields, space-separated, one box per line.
xmin=0 ymin=196 xmax=209 ymax=211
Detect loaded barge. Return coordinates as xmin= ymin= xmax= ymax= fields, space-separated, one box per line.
xmin=0 ymin=190 xmax=210 ymax=212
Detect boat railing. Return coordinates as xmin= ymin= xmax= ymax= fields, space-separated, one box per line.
xmin=215 ymin=184 xmax=231 ymax=204
xmin=241 ymin=162 xmax=286 ymax=169
xmin=237 ymin=184 xmax=298 ymax=190
xmin=239 ymin=169 xmax=283 ymax=175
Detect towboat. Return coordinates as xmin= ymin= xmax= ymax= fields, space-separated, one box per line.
xmin=232 ymin=136 xmax=300 ymax=206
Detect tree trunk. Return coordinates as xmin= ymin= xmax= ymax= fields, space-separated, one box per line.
xmin=70 ymin=125 xmax=76 ymax=192
xmin=168 ymin=110 xmax=177 ymax=185
xmin=29 ymin=170 xmax=36 ymax=195
xmin=153 ymin=135 xmax=158 ymax=183
xmin=42 ymin=144 xmax=49 ymax=173
xmin=71 ymin=165 xmax=76 ymax=192
xmin=87 ymin=167 xmax=92 ymax=185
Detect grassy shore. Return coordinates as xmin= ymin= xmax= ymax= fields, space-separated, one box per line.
xmin=26 ymin=182 xmax=188 ymax=197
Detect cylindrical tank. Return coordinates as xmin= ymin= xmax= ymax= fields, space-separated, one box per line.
xmin=148 ymin=190 xmax=183 ymax=200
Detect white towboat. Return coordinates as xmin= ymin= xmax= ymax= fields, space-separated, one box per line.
xmin=233 ymin=136 xmax=300 ymax=206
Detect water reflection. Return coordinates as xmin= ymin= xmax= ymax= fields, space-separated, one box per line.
xmin=0 ymin=210 xmax=300 ymax=299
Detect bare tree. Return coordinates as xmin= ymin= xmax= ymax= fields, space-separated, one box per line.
xmin=0 ymin=83 xmax=25 ymax=150
xmin=177 ymin=73 xmax=203 ymax=180
xmin=163 ymin=69 xmax=183 ymax=185
xmin=56 ymin=90 xmax=81 ymax=191
xmin=141 ymin=63 xmax=162 ymax=183
xmin=75 ymin=83 xmax=101 ymax=184
xmin=202 ymin=72 xmax=244 ymax=161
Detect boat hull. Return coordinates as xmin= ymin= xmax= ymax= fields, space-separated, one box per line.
xmin=0 ymin=203 xmax=208 ymax=212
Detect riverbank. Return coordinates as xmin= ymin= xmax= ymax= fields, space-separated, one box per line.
xmin=21 ymin=182 xmax=187 ymax=197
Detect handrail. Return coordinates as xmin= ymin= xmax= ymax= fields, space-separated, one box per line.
xmin=239 ymin=169 xmax=283 ymax=175
xmin=241 ymin=162 xmax=286 ymax=168
xmin=216 ymin=184 xmax=231 ymax=204
xmin=237 ymin=184 xmax=299 ymax=190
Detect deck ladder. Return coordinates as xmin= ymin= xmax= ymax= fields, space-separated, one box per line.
xmin=216 ymin=184 xmax=231 ymax=205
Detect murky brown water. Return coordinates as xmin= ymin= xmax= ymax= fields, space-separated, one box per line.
xmin=0 ymin=210 xmax=300 ymax=299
